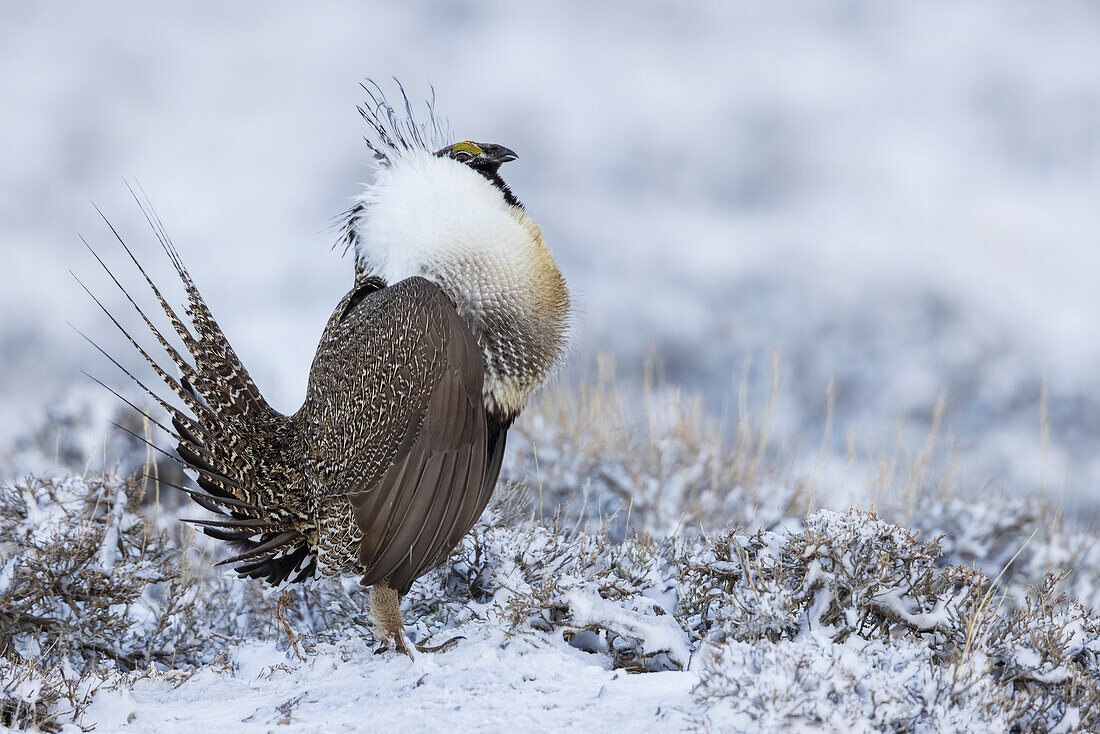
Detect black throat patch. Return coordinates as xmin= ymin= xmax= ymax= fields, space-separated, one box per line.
xmin=470 ymin=166 xmax=522 ymax=209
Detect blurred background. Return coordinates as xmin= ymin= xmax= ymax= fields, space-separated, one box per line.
xmin=2 ymin=1 xmax=1098 ymax=514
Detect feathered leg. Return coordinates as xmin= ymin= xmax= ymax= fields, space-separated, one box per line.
xmin=369 ymin=583 xmax=414 ymax=658
xmin=369 ymin=583 xmax=464 ymax=657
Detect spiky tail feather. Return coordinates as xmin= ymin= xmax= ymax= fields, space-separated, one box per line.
xmin=77 ymin=189 xmax=316 ymax=587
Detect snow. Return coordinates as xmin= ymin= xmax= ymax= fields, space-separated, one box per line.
xmin=562 ymin=588 xmax=690 ymax=669
xmin=97 ymin=482 xmax=128 ymax=571
xmin=694 ymin=633 xmax=1004 ymax=733
xmin=0 ymin=557 xmax=15 ymax=596
xmin=80 ymin=632 xmax=697 ymax=733
xmin=3 ymin=463 xmax=1100 ymax=732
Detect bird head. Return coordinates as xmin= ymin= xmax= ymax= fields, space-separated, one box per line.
xmin=435 ymin=141 xmax=521 ymax=208
xmin=436 ymin=140 xmax=517 ymax=171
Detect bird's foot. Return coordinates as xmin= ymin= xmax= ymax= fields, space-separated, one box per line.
xmin=372 ymin=633 xmax=417 ymax=660
xmin=393 ymin=629 xmax=417 ymax=660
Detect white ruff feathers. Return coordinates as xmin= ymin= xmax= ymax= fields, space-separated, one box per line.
xmin=353 ymin=150 xmax=534 ymax=298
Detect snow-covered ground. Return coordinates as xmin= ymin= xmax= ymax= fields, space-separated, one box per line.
xmin=84 ymin=636 xmax=697 ymax=733
xmin=3 ymin=0 xmax=1100 ymax=512
xmin=5 ymin=454 xmax=1100 ymax=733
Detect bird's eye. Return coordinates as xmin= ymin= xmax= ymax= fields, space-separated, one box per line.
xmin=453 ymin=151 xmax=473 ymax=162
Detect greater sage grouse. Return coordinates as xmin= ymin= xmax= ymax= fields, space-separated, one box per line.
xmin=82 ymin=91 xmax=570 ymax=656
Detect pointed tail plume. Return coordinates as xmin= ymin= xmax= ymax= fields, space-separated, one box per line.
xmin=76 ymin=189 xmax=315 ymax=586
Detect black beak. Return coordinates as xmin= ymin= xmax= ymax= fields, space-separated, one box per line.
xmin=482 ymin=144 xmax=518 ymax=165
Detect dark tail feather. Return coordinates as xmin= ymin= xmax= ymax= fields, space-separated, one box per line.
xmin=215 ymin=531 xmax=303 ymax=566
xmin=79 ymin=205 xmax=316 ymax=587
xmin=125 ymin=187 xmax=270 ymax=422
xmin=141 ymin=474 xmax=259 ymax=515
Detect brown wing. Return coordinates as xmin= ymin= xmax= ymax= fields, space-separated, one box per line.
xmin=298 ymin=276 xmax=496 ymax=594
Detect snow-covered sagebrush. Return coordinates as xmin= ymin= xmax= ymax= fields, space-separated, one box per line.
xmin=0 ymin=473 xmax=212 ymax=729
xmin=3 ymin=388 xmax=1100 ymax=731
xmin=2 ymin=477 xmax=1099 ymax=730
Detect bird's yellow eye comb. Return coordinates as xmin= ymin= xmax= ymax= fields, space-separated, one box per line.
xmin=452 ymin=140 xmax=483 ymax=155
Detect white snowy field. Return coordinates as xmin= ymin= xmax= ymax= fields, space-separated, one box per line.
xmin=2 ymin=0 xmax=1100 ymax=511
xmin=81 ymin=636 xmax=698 ymax=733
xmin=5 ymin=395 xmax=1100 ymax=733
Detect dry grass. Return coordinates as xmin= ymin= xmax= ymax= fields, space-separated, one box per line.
xmin=506 ymin=355 xmax=806 ymax=538
xmin=3 ymin=363 xmax=1100 ymax=730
